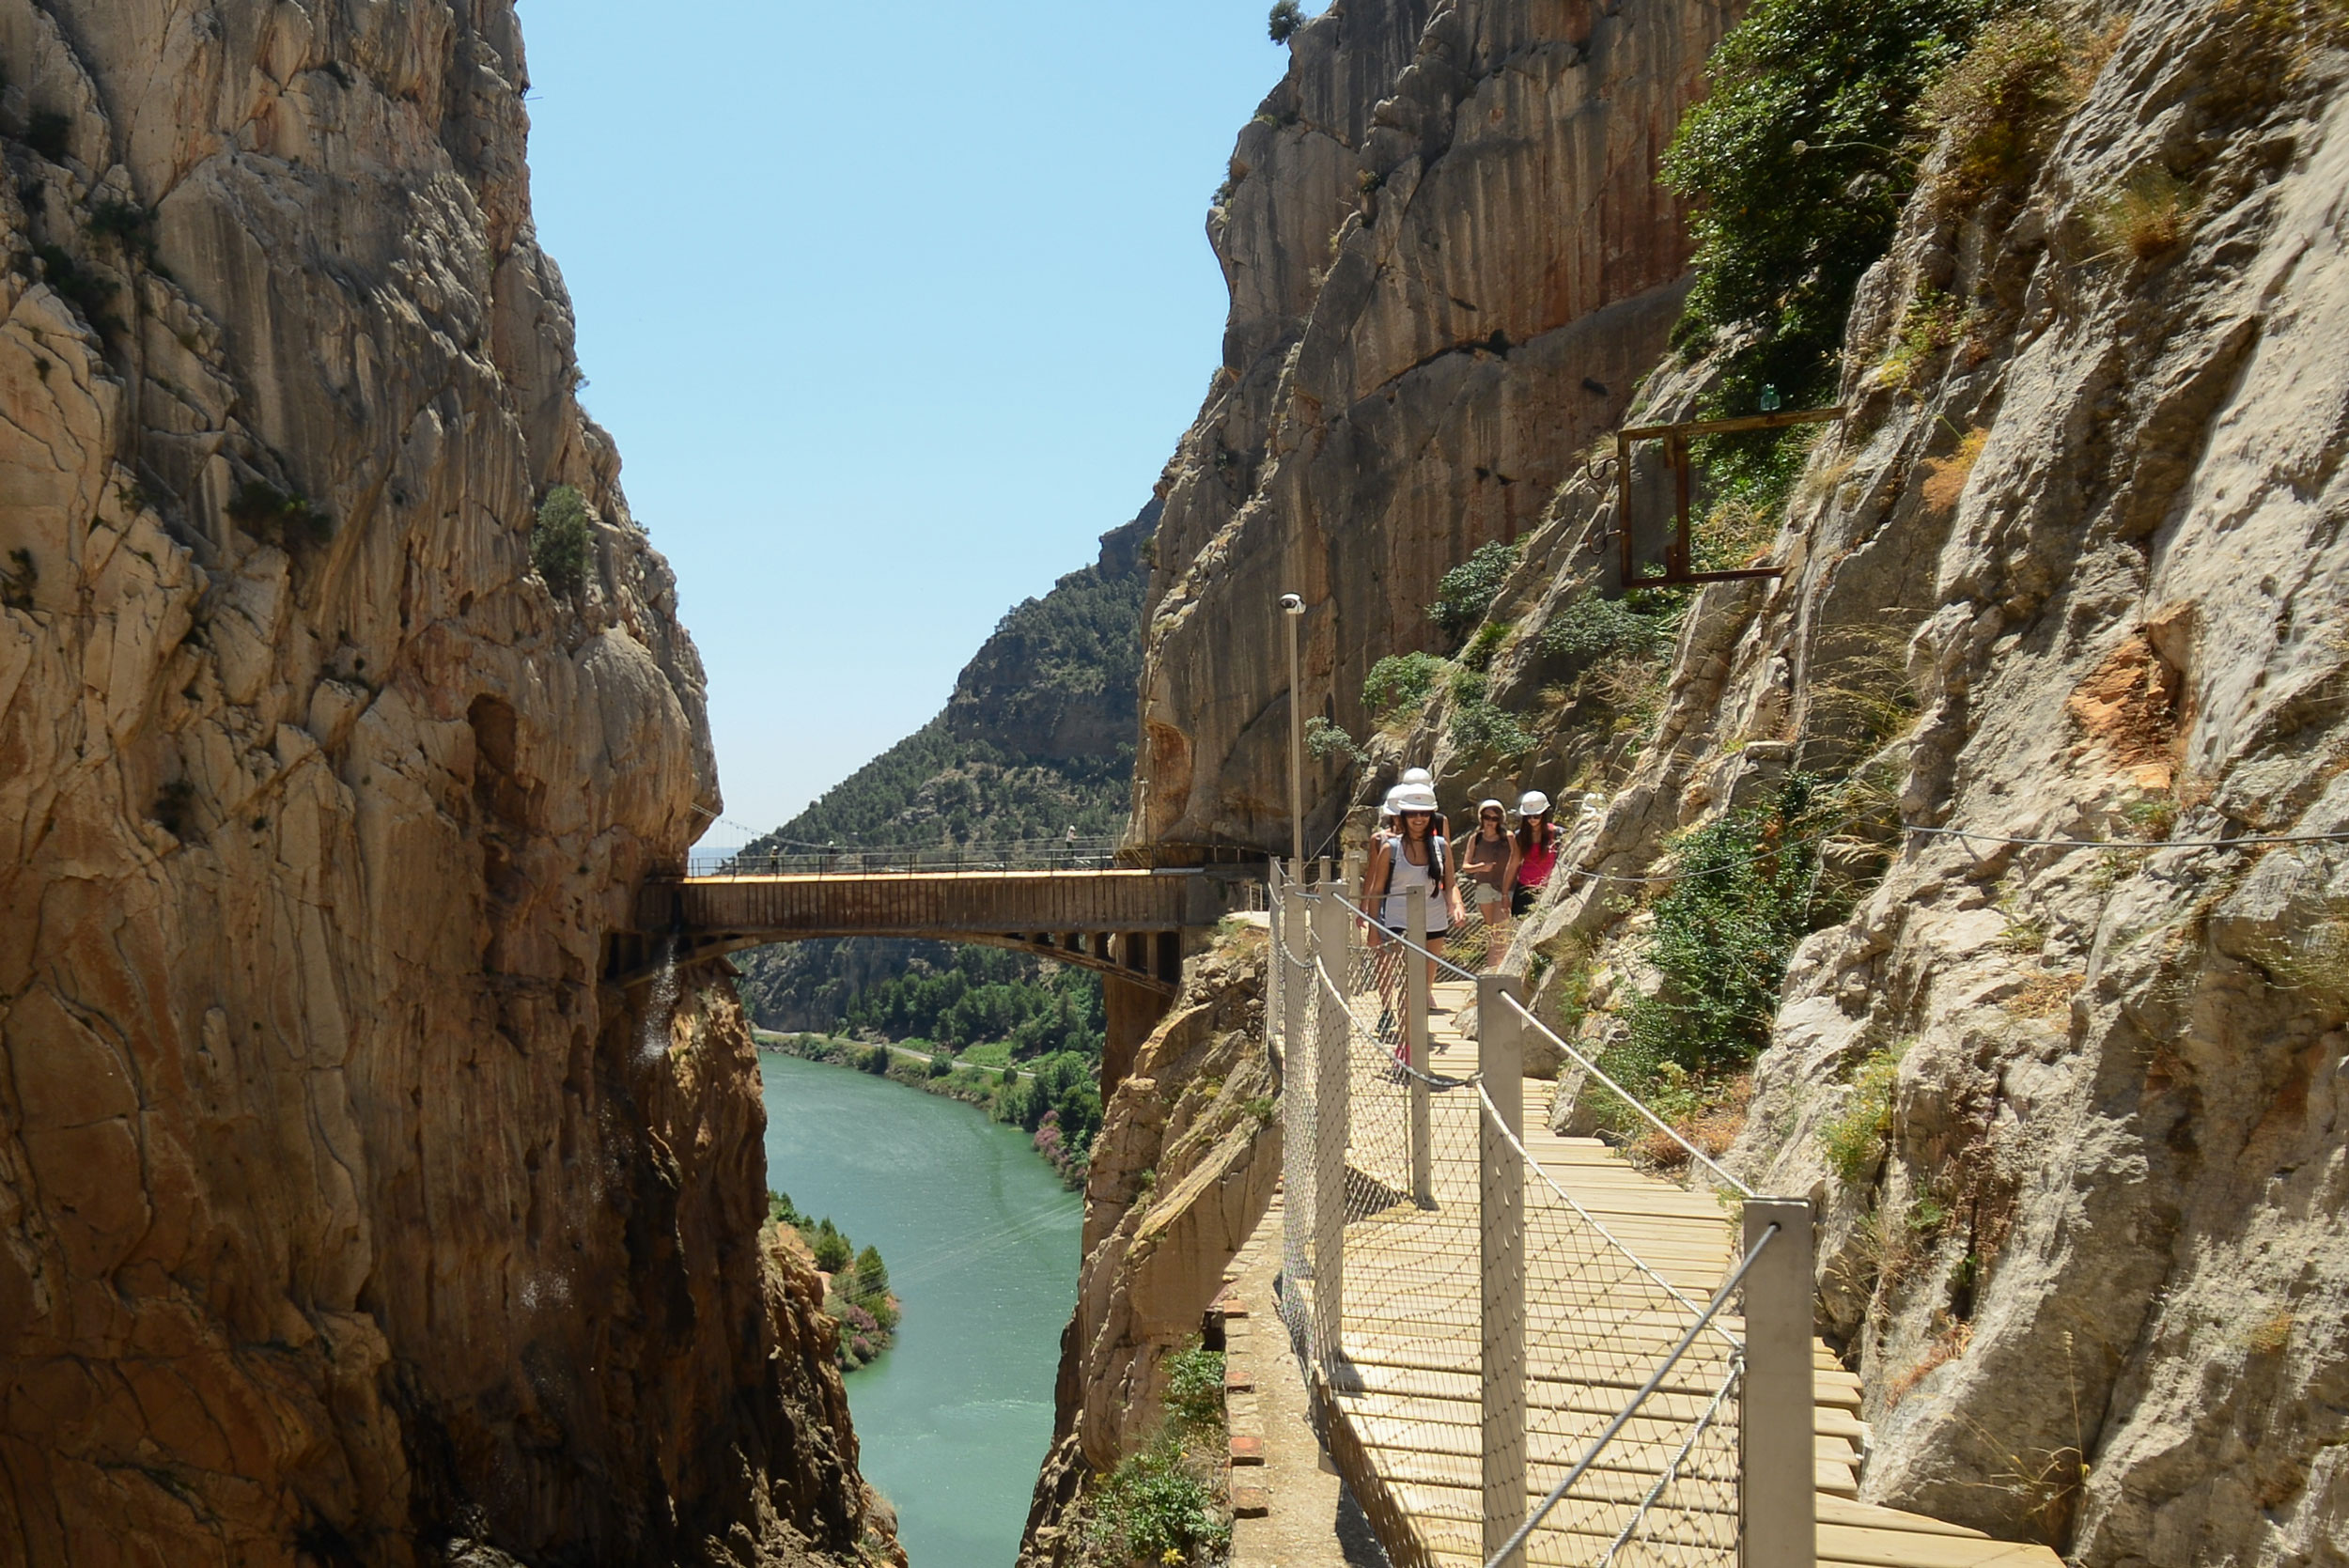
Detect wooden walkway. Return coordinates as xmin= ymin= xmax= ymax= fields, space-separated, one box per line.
xmin=1290 ymin=979 xmax=2062 ymax=1568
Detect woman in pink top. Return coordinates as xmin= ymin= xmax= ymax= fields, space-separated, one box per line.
xmin=1511 ymin=790 xmax=1560 ymax=918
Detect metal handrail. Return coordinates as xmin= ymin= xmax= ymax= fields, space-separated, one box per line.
xmin=1501 ymin=993 xmax=1757 ymax=1200
xmin=1483 ymin=1224 xmax=1779 ymax=1568
xmin=677 ymin=840 xmax=1128 ymax=878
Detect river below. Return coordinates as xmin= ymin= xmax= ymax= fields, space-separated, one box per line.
xmin=758 ymin=1050 xmax=1081 ymax=1566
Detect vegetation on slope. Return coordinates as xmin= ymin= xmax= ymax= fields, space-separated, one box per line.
xmin=1661 ymin=0 xmax=1999 ymax=411
xmin=1078 ymin=1337 xmax=1232 ymax=1566
xmin=769 ymin=1189 xmax=900 ymax=1370
xmin=732 ymin=511 xmax=1151 ymax=1045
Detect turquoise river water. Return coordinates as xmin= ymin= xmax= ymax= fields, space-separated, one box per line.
xmin=758 ymin=1051 xmax=1082 ymax=1566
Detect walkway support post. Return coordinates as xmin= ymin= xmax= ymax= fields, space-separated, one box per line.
xmin=1742 ymin=1197 xmax=1817 ymax=1568
xmin=1281 ymin=592 xmax=1307 ymax=872
xmin=1477 ymin=973 xmax=1527 ymax=1568
xmin=1311 ymin=872 xmax=1353 ymax=1374
xmin=1406 ymin=883 xmax=1432 ymax=1208
xmin=1281 ymin=862 xmax=1308 ymax=1092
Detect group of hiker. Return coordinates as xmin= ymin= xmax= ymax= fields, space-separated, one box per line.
xmin=1361 ymin=767 xmax=1567 ymax=973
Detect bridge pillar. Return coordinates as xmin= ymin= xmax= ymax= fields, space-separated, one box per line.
xmin=1102 ymin=963 xmax=1172 ymax=1095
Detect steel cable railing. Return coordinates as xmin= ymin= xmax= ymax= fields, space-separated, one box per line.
xmin=1267 ymin=867 xmax=1799 ymax=1568
xmin=1500 ymin=992 xmax=1757 ymax=1203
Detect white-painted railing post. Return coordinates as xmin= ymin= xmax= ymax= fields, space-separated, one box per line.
xmin=1279 ymin=861 xmax=1312 ymax=1276
xmin=1281 ymin=859 xmax=1308 ymax=1094
xmin=1406 ymin=882 xmax=1433 ymax=1208
xmin=1742 ymin=1197 xmax=1817 ymax=1568
xmin=1267 ymin=861 xmax=1284 ymax=1067
xmin=1311 ymin=873 xmax=1353 ymax=1374
xmin=1478 ymin=974 xmax=1527 ymax=1567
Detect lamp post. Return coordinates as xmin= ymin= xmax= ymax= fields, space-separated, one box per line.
xmin=1281 ymin=592 xmax=1306 ymax=874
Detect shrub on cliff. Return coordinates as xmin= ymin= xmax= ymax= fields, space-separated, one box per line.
xmin=1427 ymin=540 xmax=1518 ymax=646
xmin=1268 ymin=0 xmax=1303 ymax=43
xmin=531 ymin=484 xmax=593 ymax=595
xmin=226 ymin=479 xmax=333 ymax=550
xmin=1162 ymin=1339 xmax=1226 ymax=1433
xmin=1661 ymin=0 xmax=1995 ymax=407
xmin=1538 ymin=592 xmax=1681 ymax=669
xmin=1362 ymin=651 xmax=1447 ymax=722
xmin=1592 ymin=775 xmax=1844 ymax=1140
xmin=1447 ymin=668 xmax=1537 ymax=759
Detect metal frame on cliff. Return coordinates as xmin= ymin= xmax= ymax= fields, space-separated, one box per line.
xmin=1610 ymin=407 xmax=1845 ymax=588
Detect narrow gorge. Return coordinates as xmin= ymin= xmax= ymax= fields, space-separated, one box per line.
xmin=6 ymin=0 xmax=2345 ymax=1565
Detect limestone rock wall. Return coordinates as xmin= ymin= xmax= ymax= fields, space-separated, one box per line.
xmin=1131 ymin=0 xmax=1734 ymax=858
xmin=1019 ymin=928 xmax=1279 ymax=1565
xmin=0 ymin=4 xmax=884 ymax=1563
xmin=1468 ymin=3 xmax=2349 ymax=1560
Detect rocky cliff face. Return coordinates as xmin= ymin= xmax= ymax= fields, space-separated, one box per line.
xmin=1019 ymin=926 xmax=1279 ymax=1565
xmin=0 ymin=4 xmax=886 ymax=1563
xmin=1136 ymin=0 xmax=2348 ymax=1561
xmin=1329 ymin=0 xmax=2349 ymax=1560
xmin=1131 ymin=0 xmax=1735 ymax=859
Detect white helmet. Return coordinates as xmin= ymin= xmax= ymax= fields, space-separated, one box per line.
xmin=1401 ymin=767 xmax=1434 ymax=787
xmin=1379 ymin=785 xmax=1404 ymax=819
xmin=1478 ymin=798 xmax=1506 ymax=818
xmin=1392 ymin=784 xmax=1440 ymax=814
xmin=1518 ymin=790 xmax=1551 ymax=816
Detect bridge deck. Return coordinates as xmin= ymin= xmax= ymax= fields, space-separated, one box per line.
xmin=1295 ymin=980 xmax=2062 ymax=1568
xmin=628 ymin=867 xmax=1219 ymax=990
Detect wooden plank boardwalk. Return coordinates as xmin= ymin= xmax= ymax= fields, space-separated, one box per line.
xmin=1288 ymin=979 xmax=2062 ymax=1568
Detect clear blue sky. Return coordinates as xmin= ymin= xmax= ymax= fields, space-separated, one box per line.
xmin=521 ymin=2 xmax=1310 ymax=840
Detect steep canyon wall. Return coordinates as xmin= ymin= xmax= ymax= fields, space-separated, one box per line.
xmin=0 ymin=4 xmax=884 ymax=1563
xmin=1131 ymin=0 xmax=1735 ymax=858
xmin=1130 ymin=0 xmax=2349 ymax=1564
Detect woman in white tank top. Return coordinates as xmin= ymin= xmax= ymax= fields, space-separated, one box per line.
xmin=1362 ymin=787 xmax=1469 ymax=1021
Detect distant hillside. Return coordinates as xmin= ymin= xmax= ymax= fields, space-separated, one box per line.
xmin=733 ymin=505 xmax=1154 ymax=1033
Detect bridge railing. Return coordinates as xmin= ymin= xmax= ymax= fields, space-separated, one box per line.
xmin=678 ymin=838 xmax=1128 ymax=878
xmin=1268 ymin=862 xmax=1816 ymax=1568
xmin=671 ymin=838 xmax=1279 ymax=879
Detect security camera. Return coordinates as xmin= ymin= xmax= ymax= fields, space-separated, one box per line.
xmin=1279 ymin=593 xmax=1304 ymax=613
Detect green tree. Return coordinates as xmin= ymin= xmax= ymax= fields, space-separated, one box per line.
xmin=1268 ymin=0 xmax=1304 ymax=43
xmin=1660 ymin=0 xmax=1993 ymax=408
xmin=532 ymin=484 xmax=594 ymax=595
xmin=811 ymin=1219 xmax=852 ymax=1274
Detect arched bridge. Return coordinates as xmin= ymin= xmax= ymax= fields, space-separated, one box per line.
xmin=618 ymin=847 xmax=1249 ymax=1083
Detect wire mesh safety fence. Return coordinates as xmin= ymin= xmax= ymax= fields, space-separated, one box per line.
xmin=1266 ymin=864 xmax=1801 ymax=1568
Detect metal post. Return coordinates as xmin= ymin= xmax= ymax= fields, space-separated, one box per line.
xmin=1742 ymin=1198 xmax=1817 ymax=1568
xmin=1406 ymin=882 xmax=1432 ymax=1208
xmin=1478 ymin=973 xmax=1526 ymax=1567
xmin=1312 ymin=877 xmax=1353 ymax=1374
xmin=1283 ymin=593 xmax=1307 ymax=873
xmin=1617 ymin=428 xmax=1635 ymax=589
xmin=1282 ymin=860 xmax=1308 ymax=1099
